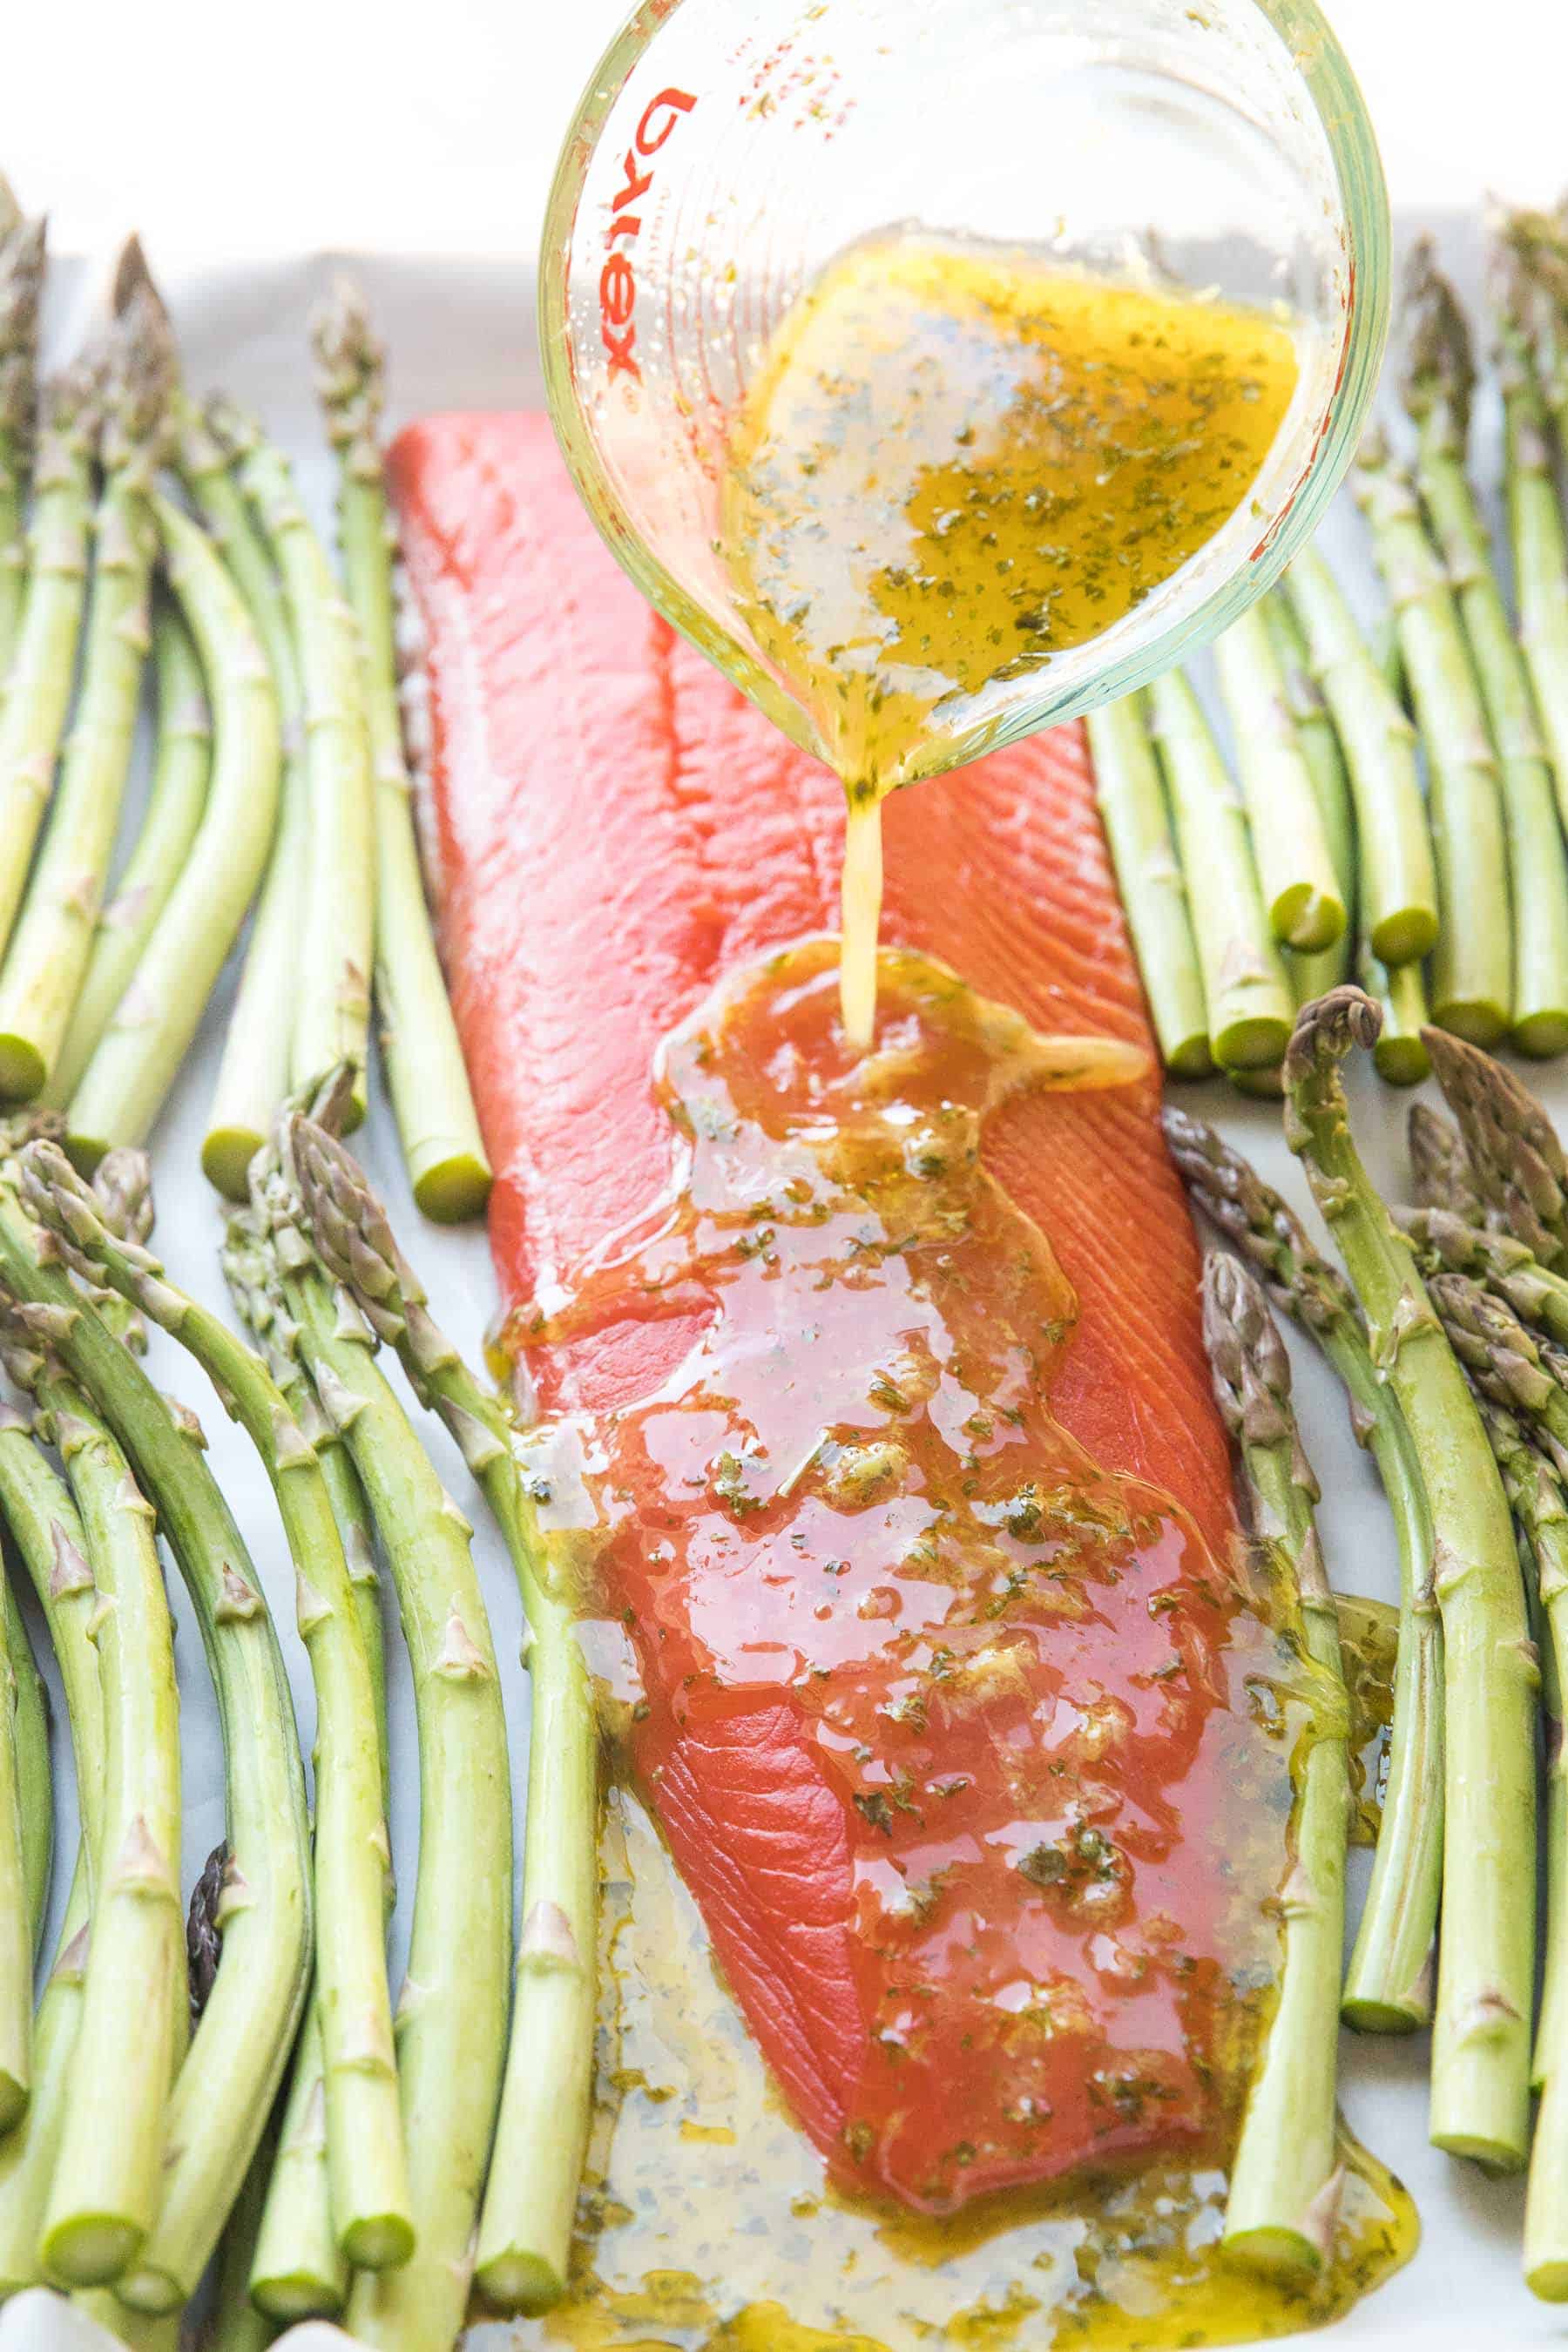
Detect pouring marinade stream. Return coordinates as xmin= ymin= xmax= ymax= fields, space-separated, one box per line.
xmin=719 ymin=233 xmax=1300 ymax=1044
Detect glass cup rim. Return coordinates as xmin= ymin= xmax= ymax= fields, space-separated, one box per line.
xmin=539 ymin=0 xmax=1391 ymax=761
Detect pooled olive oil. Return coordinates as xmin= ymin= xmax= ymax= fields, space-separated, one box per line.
xmin=720 ymin=233 xmax=1301 ymax=1043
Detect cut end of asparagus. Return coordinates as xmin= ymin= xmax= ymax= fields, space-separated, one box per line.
xmin=1342 ymin=1991 xmax=1430 ymax=2036
xmin=112 ymin=2261 xmax=187 ymax=2318
xmin=0 ymin=2071 xmax=24 ymax=2136
xmin=1372 ymin=1031 xmax=1431 ymax=1088
xmin=1366 ymin=906 xmax=1441 ymax=970
xmin=343 ymin=2211 xmax=417 ymax=2274
xmin=1514 ymin=1010 xmax=1568 ymax=1062
xmin=1214 ymin=1011 xmax=1293 ymax=1074
xmin=411 ymin=1146 xmax=494 ymax=1225
xmin=1271 ymin=882 xmax=1347 ymax=957
xmin=1220 ymin=2220 xmax=1327 ymax=2283
xmin=0 ymin=1033 xmax=47 ymax=1105
xmin=40 ymin=2212 xmax=145 ymax=2289
xmin=1429 ymin=1000 xmax=1511 ymax=1051
xmin=249 ymin=2266 xmax=348 ymax=2324
xmin=200 ymin=1125 xmax=266 ymax=1205
xmin=1525 ymin=2255 xmax=1568 ymax=2303
xmin=476 ymin=2246 xmax=569 ymax=2316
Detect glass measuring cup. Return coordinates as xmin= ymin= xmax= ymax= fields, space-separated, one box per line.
xmin=539 ymin=0 xmax=1389 ymax=784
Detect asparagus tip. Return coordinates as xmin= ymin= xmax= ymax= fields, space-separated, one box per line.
xmin=1401 ymin=233 xmax=1475 ymax=433
xmin=1284 ymin=986 xmax=1382 ymax=1091
xmin=1200 ymin=1249 xmax=1294 ymax=1450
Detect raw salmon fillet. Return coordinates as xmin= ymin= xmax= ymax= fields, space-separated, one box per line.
xmin=389 ymin=413 xmax=1257 ymax=2213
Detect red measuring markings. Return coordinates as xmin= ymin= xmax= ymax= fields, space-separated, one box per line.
xmin=599 ymin=86 xmax=697 ymax=382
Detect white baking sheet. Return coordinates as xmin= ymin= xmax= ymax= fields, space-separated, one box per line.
xmin=16 ymin=213 xmax=1568 ymax=2349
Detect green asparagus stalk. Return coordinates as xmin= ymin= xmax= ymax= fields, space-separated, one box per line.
xmin=1409 ymin=1102 xmax=1484 ymax=1223
xmin=1496 ymin=231 xmax=1568 ymax=831
xmin=216 ymin=404 xmax=373 ymax=1130
xmin=0 ymin=359 xmax=98 ymax=964
xmin=232 ymin=1140 xmax=512 ymax=2352
xmin=0 ymin=292 xmax=175 ymax=1101
xmin=0 ymin=1408 xmax=105 ymax=2295
xmin=1477 ymin=1377 xmax=1568 ymax=2295
xmin=0 ymin=1340 xmax=186 ymax=2288
xmin=1423 ymin=1023 xmax=1568 ymax=1268
xmin=6 ymin=1548 xmax=49 ymax=1952
xmin=46 ymin=598 xmax=211 ymax=1108
xmin=312 ymin=282 xmax=491 ymax=1220
xmin=0 ymin=208 xmax=45 ymax=686
xmin=1145 ymin=670 xmax=1294 ymax=1070
xmin=19 ymin=1141 xmax=410 ymax=2272
xmin=249 ymin=1345 xmax=389 ymax=2317
xmin=1162 ymin=1106 xmax=1443 ymax=2030
xmin=1403 ymin=239 xmax=1568 ymax=1056
xmin=64 ymin=493 xmax=281 ymax=1167
xmin=1201 ymin=1253 xmax=1348 ymax=2274
xmin=295 ymin=1113 xmax=599 ymax=2308
xmin=1255 ymin=591 xmax=1357 ymax=1006
xmin=1283 ymin=551 xmax=1438 ymax=969
xmin=1284 ymin=988 xmax=1536 ymax=2165
xmin=1359 ymin=945 xmax=1430 ymax=1085
xmin=1213 ymin=603 xmax=1347 ymax=952
xmin=0 ymin=1542 xmax=34 ymax=2130
xmin=0 ymin=1183 xmax=312 ymax=2313
xmin=1426 ymin=1294 xmax=1568 ymax=2293
xmin=1085 ymin=695 xmax=1211 ymax=1076
xmin=179 ymin=397 xmax=311 ymax=1200
xmin=1353 ymin=429 xmax=1511 ymax=1044
xmin=209 ymin=2131 xmax=282 ymax=2352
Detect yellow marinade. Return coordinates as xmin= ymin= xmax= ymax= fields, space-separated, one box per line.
xmin=720 ymin=232 xmax=1300 ymax=1043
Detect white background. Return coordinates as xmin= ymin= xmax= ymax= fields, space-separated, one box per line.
xmin=0 ymin=0 xmax=1561 ymax=267
xmin=1 ymin=4 xmax=1568 ymax=2349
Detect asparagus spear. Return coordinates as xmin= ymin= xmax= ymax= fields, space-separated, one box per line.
xmin=0 ymin=1181 xmax=312 ymax=2313
xmin=1201 ymin=1253 xmax=1348 ymax=2274
xmin=1085 ymin=695 xmax=1211 ymax=1076
xmin=1403 ymin=240 xmax=1568 ymax=1056
xmin=312 ymin=283 xmax=491 ymax=1220
xmin=0 ymin=358 xmax=98 ymax=964
xmin=1409 ymin=1101 xmax=1484 ymax=1222
xmin=249 ymin=1348 xmax=389 ymax=2317
xmin=1145 ymin=670 xmax=1294 ymax=1070
xmin=1255 ymin=592 xmax=1356 ymax=1007
xmin=1284 ymin=988 xmax=1536 ymax=2165
xmin=1423 ymin=1022 xmax=1568 ymax=1267
xmin=0 ymin=292 xmax=175 ymax=1101
xmin=1283 ymin=551 xmax=1438 ymax=969
xmin=0 ymin=1329 xmax=186 ymax=2289
xmin=0 ymin=207 xmax=45 ymax=686
xmin=65 ymin=494 xmax=281 ymax=1166
xmin=1496 ymin=1423 xmax=1568 ymax=2300
xmin=1353 ymin=429 xmax=1511 ymax=1044
xmin=295 ymin=1113 xmax=599 ymax=2308
xmin=0 ymin=1540 xmax=33 ymax=2131
xmin=5 ymin=1547 xmax=48 ymax=1953
xmin=236 ymin=1140 xmax=510 ymax=2352
xmin=1213 ymin=604 xmax=1347 ymax=952
xmin=179 ymin=397 xmax=311 ymax=1200
xmin=46 ymin=598 xmax=211 ymax=1108
xmin=1162 ymin=1105 xmax=1443 ymax=2030
xmin=1359 ymin=946 xmax=1430 ymax=1085
xmin=215 ymin=404 xmax=373 ymax=1130
xmin=1496 ymin=231 xmax=1568 ymax=829
xmin=1399 ymin=1206 xmax=1568 ymax=1349
xmin=17 ymin=1141 xmax=411 ymax=2274
xmin=0 ymin=1407 xmax=105 ymax=2295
